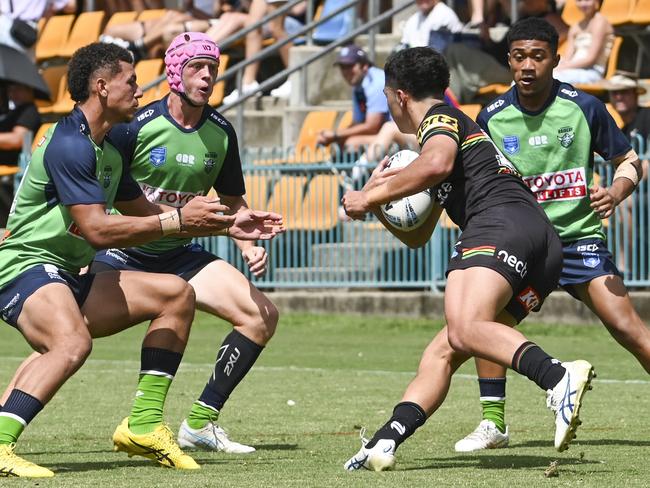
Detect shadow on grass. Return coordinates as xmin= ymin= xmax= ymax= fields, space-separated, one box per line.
xmin=515 ymin=439 xmax=650 ymax=448
xmin=253 ymin=443 xmax=299 ymax=451
xmin=407 ymin=454 xmax=601 ymax=471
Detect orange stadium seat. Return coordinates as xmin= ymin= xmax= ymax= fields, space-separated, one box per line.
xmin=135 ymin=59 xmax=164 ymax=106
xmin=631 ymin=0 xmax=650 ymax=24
xmin=336 ymin=110 xmax=353 ymax=132
xmin=295 ymin=174 xmax=339 ymax=230
xmin=59 ymin=11 xmax=105 ymax=58
xmin=209 ymin=54 xmax=230 ymax=107
xmin=244 ymin=173 xmax=270 ymax=210
xmin=36 ymin=65 xmax=67 ymax=114
xmin=293 ymin=110 xmax=338 ymax=163
xmin=267 ymin=175 xmax=307 ymax=229
xmin=563 ymin=0 xmax=634 ymax=26
xmin=606 ymin=103 xmax=624 ymax=128
xmin=35 ymin=14 xmax=75 ymax=62
xmin=48 ymin=73 xmax=75 ymax=115
xmin=137 ymin=9 xmax=167 ymax=21
xmin=104 ymin=11 xmax=139 ymax=30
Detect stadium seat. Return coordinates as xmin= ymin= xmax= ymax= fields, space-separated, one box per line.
xmin=137 ymin=9 xmax=168 ymax=21
xmin=563 ymin=0 xmax=634 ymax=26
xmin=244 ymin=173 xmax=270 ymax=210
xmin=460 ymin=104 xmax=482 ymax=121
xmin=59 ymin=11 xmax=105 ymax=58
xmin=104 ymin=11 xmax=139 ymax=30
xmin=48 ymin=73 xmax=75 ymax=115
xmin=135 ymin=59 xmax=164 ymax=106
xmin=267 ymin=175 xmax=307 ymax=228
xmin=36 ymin=65 xmax=67 ymax=114
xmin=336 ymin=110 xmax=353 ymax=132
xmin=293 ymin=110 xmax=338 ymax=163
xmin=476 ymin=83 xmax=510 ymax=98
xmin=312 ymin=0 xmax=355 ymax=44
xmin=209 ymin=54 xmax=230 ymax=107
xmin=631 ymin=0 xmax=650 ymax=25
xmin=0 ymin=165 xmax=18 ymax=177
xmin=35 ymin=14 xmax=75 ymax=62
xmin=32 ymin=123 xmax=54 ymax=152
xmin=574 ymin=36 xmax=623 ymax=94
xmin=295 ymin=174 xmax=339 ymax=230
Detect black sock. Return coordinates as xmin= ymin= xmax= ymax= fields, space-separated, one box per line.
xmin=365 ymin=401 xmax=427 ymax=449
xmin=511 ymin=342 xmax=565 ymax=390
xmin=197 ymin=330 xmax=264 ymax=411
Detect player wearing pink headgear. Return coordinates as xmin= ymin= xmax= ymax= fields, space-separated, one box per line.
xmin=91 ymin=32 xmax=285 ymax=455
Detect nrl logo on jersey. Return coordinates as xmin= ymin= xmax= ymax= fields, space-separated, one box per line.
xmin=557 ymin=126 xmax=575 ymax=148
xmin=204 ymin=152 xmax=218 ymax=173
xmin=149 ymin=146 xmax=167 ymax=167
xmin=502 ymin=135 xmax=519 ymax=154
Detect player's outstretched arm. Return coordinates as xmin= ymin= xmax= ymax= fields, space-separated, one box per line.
xmin=227 ymin=208 xmax=285 ymax=241
xmin=70 ymin=197 xmax=235 ymax=249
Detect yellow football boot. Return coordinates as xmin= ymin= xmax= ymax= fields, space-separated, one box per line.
xmin=112 ymin=418 xmax=200 ymax=470
xmin=0 ymin=443 xmax=54 ymax=478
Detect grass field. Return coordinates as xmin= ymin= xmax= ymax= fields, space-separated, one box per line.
xmin=0 ymin=312 xmax=649 ymax=487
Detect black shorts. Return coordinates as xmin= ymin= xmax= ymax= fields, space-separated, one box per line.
xmin=92 ymin=243 xmax=219 ymax=281
xmin=447 ymin=203 xmax=562 ymax=323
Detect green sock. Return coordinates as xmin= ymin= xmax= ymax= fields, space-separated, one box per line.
xmin=128 ymin=374 xmax=172 ymax=435
xmin=186 ymin=402 xmax=220 ymax=430
xmin=481 ymin=400 xmax=506 ymax=433
xmin=0 ymin=416 xmax=25 ymax=444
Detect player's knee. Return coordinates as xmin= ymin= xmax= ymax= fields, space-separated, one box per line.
xmin=445 ymin=324 xmax=471 ymax=355
xmin=56 ymin=334 xmax=93 ymax=371
xmin=242 ymin=299 xmax=278 ymax=344
xmin=166 ymin=279 xmax=196 ymax=317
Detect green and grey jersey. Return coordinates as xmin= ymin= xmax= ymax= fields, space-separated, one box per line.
xmin=477 ymin=80 xmax=631 ymax=243
xmin=0 ymin=107 xmax=143 ymax=287
xmin=109 ymin=96 xmax=245 ymax=253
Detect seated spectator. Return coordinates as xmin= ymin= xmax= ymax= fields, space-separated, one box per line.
xmin=103 ymin=0 xmax=164 ymax=16
xmin=222 ymin=0 xmax=306 ymax=103
xmin=315 ymin=44 xmax=389 ymax=152
xmin=0 ymin=82 xmax=41 ymax=226
xmin=605 ymin=71 xmax=650 ymax=146
xmin=0 ymin=0 xmax=76 ymax=58
xmin=554 ymin=0 xmax=613 ymax=84
xmin=446 ymin=0 xmax=567 ymax=103
xmin=396 ymin=0 xmax=463 ymax=53
xmin=102 ymin=1 xmax=246 ymax=60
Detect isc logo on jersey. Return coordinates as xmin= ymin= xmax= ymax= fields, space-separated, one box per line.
xmin=137 ymin=109 xmax=154 ymax=122
xmin=486 ymin=99 xmax=504 ymax=113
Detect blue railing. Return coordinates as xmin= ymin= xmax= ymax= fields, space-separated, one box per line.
xmin=196 ymin=144 xmax=650 ymax=290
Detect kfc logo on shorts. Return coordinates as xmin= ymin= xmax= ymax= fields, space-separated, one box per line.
xmin=517 ymin=286 xmax=541 ymax=312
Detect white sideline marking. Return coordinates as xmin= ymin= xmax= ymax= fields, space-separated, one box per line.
xmin=2 ymin=357 xmax=648 ymax=385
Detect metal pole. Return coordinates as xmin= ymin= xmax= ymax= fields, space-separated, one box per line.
xmin=368 ymin=0 xmax=378 ymax=64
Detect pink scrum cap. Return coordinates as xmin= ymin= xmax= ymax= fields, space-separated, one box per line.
xmin=164 ymin=32 xmax=220 ymax=94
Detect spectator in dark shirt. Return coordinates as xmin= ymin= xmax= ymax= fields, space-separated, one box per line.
xmin=605 ymin=71 xmax=650 ymax=146
xmin=0 ymin=82 xmax=41 ymax=165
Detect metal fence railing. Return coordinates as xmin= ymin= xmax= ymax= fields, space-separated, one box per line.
xmin=195 ymin=143 xmax=650 ymax=291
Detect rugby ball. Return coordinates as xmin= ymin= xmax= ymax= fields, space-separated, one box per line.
xmin=380 ymin=150 xmax=434 ymax=232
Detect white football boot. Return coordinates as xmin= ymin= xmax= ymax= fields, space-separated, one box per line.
xmin=546 ymin=360 xmax=595 ymax=452
xmin=344 ymin=430 xmax=396 ymax=472
xmin=177 ymin=419 xmax=255 ymax=454
xmin=454 ymin=420 xmax=509 ymax=452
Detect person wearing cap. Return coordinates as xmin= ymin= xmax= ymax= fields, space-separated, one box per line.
xmin=316 ymin=44 xmax=390 ymax=151
xmin=605 ymin=71 xmax=650 ymax=144
xmin=0 ymin=41 xmax=282 ymax=477
xmin=87 ymin=31 xmax=283 ymax=456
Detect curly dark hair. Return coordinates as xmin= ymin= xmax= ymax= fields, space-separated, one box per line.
xmin=383 ymin=47 xmax=449 ymax=100
xmin=507 ymin=17 xmax=559 ymax=55
xmin=68 ymin=43 xmax=133 ymax=103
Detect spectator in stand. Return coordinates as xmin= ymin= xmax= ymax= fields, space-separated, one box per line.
xmin=0 ymin=0 xmax=76 ymax=58
xmin=102 ymin=1 xmax=239 ymax=60
xmin=0 ymin=82 xmax=41 ymax=226
xmin=605 ymin=71 xmax=650 ymax=146
xmin=315 ymin=44 xmax=389 ymax=152
xmin=222 ymin=0 xmax=307 ymax=103
xmin=103 ymin=0 xmax=164 ymax=16
xmin=396 ymin=0 xmax=463 ymax=53
xmin=554 ymin=0 xmax=613 ymax=84
xmin=445 ymin=0 xmax=568 ymax=103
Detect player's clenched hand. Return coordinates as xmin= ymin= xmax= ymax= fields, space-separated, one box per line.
xmin=242 ymin=246 xmax=268 ymax=277
xmin=229 ymin=209 xmax=285 ymax=240
xmin=180 ymin=196 xmax=234 ymax=234
xmin=589 ymin=185 xmax=616 ymax=219
xmin=342 ymin=190 xmax=370 ymax=220
xmin=362 ymin=156 xmax=402 ymax=192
